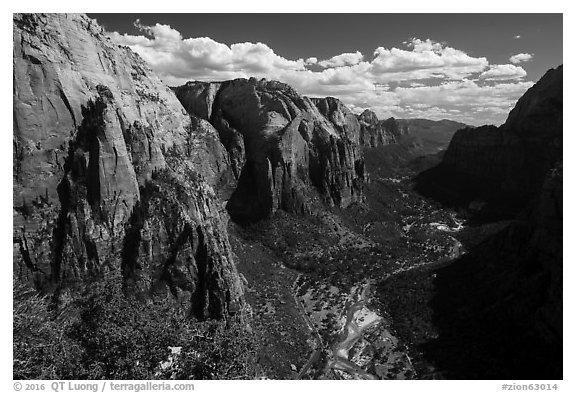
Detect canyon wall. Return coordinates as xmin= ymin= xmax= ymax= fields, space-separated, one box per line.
xmin=174 ymin=81 xmax=367 ymax=223
xmin=13 ymin=13 xmax=243 ymax=319
xmin=417 ymin=66 xmax=562 ymax=211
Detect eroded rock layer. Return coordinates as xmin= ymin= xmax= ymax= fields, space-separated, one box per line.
xmin=13 ymin=13 xmax=242 ymax=319
xmin=174 ymin=80 xmax=366 ymax=223
xmin=356 ymin=109 xmax=410 ymax=148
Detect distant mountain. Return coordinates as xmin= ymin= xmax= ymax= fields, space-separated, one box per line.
xmin=355 ymin=113 xmax=466 ymax=176
xmin=12 ymin=13 xmax=562 ymax=381
xmin=397 ymin=118 xmax=469 ymax=155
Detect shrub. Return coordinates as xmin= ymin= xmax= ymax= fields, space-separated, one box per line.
xmin=66 ymin=272 xmax=185 ymax=379
xmin=13 ymin=273 xmax=257 ymax=380
xmin=13 ymin=279 xmax=84 ymax=379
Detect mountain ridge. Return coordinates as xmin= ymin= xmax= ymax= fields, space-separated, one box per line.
xmin=12 ymin=13 xmax=562 ymax=380
xmin=13 ymin=13 xmax=243 ymax=319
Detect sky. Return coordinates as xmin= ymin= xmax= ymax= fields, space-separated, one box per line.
xmin=90 ymin=13 xmax=563 ymax=126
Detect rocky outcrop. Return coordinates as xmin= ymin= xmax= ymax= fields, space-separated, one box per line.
xmin=411 ymin=66 xmax=563 ymax=378
xmin=174 ymin=80 xmax=366 ymax=223
xmin=356 ymin=110 xmax=409 ymax=147
xmin=384 ymin=118 xmax=410 ymax=138
xmin=13 ymin=13 xmax=243 ymax=319
xmin=416 ymin=65 xmax=563 ymax=214
xmin=504 ymin=66 xmax=563 ymax=138
xmin=311 ymin=97 xmax=362 ymax=145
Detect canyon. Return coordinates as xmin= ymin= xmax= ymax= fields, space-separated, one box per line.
xmin=13 ymin=13 xmax=562 ymax=380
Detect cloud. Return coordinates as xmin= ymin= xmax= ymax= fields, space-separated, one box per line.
xmin=360 ymin=80 xmax=533 ymax=124
xmin=318 ymin=51 xmax=364 ymax=68
xmin=107 ymin=22 xmax=533 ymax=125
xmin=370 ymin=38 xmax=488 ymax=80
xmin=108 ymin=22 xmax=306 ymax=82
xmin=395 ymin=80 xmax=533 ymax=110
xmin=509 ymin=53 xmax=534 ymax=64
xmin=305 ymin=57 xmax=318 ymax=65
xmin=514 ymin=35 xmax=522 ymax=39
xmin=479 ymin=64 xmax=527 ymax=81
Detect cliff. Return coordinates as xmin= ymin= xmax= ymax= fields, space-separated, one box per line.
xmin=420 ymin=163 xmax=563 ymax=378
xmin=416 ymin=65 xmax=563 ymax=216
xmin=13 ymin=13 xmax=243 ymax=319
xmin=174 ymin=81 xmax=366 ymax=223
xmin=407 ymin=66 xmax=563 ymax=378
xmin=356 ymin=109 xmax=410 ymax=148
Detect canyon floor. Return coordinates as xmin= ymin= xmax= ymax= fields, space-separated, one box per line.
xmin=228 ymin=145 xmax=511 ymax=379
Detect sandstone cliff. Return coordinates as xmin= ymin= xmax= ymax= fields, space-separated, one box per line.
xmin=416 ymin=65 xmax=562 ymax=215
xmin=410 ymin=66 xmax=563 ymax=378
xmin=174 ymin=81 xmax=366 ymax=223
xmin=356 ymin=109 xmax=410 ymax=148
xmin=13 ymin=13 xmax=243 ymax=319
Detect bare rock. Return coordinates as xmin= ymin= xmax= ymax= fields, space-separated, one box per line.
xmin=13 ymin=13 xmax=243 ymax=319
xmin=357 ymin=110 xmax=397 ymax=147
xmin=175 ymin=78 xmax=366 ymax=223
xmin=416 ymin=65 xmax=563 ymax=212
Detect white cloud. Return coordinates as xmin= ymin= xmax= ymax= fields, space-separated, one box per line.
xmin=108 ymin=22 xmax=306 ymax=82
xmin=318 ymin=51 xmax=364 ymax=68
xmin=479 ymin=64 xmax=527 ymax=81
xmin=107 ymin=22 xmax=533 ymax=125
xmin=395 ymin=80 xmax=533 ymax=110
xmin=370 ymin=38 xmax=488 ymax=80
xmin=305 ymin=57 xmax=318 ymax=65
xmin=509 ymin=53 xmax=534 ymax=64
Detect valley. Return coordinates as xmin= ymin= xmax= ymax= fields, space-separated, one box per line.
xmin=228 ymin=147 xmax=501 ymax=379
xmin=12 ymin=13 xmax=562 ymax=381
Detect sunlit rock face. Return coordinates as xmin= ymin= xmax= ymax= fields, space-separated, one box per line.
xmin=175 ymin=79 xmax=367 ymax=223
xmin=356 ymin=109 xmax=408 ymax=148
xmin=13 ymin=13 xmax=243 ymax=319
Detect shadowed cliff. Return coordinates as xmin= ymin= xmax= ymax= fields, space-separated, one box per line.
xmin=415 ymin=65 xmax=562 ymax=220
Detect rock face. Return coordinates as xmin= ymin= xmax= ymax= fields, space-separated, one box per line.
xmin=416 ymin=65 xmax=563 ymax=214
xmin=425 ymin=163 xmax=563 ymax=378
xmin=523 ymin=164 xmax=563 ymax=348
xmin=412 ymin=66 xmax=562 ymax=378
xmin=13 ymin=13 xmax=243 ymax=319
xmin=174 ymin=81 xmax=366 ymax=223
xmin=356 ymin=110 xmax=409 ymax=147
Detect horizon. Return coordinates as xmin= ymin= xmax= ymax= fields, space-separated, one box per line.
xmin=90 ymin=13 xmax=562 ymax=126
xmin=11 ymin=11 xmax=565 ymax=383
